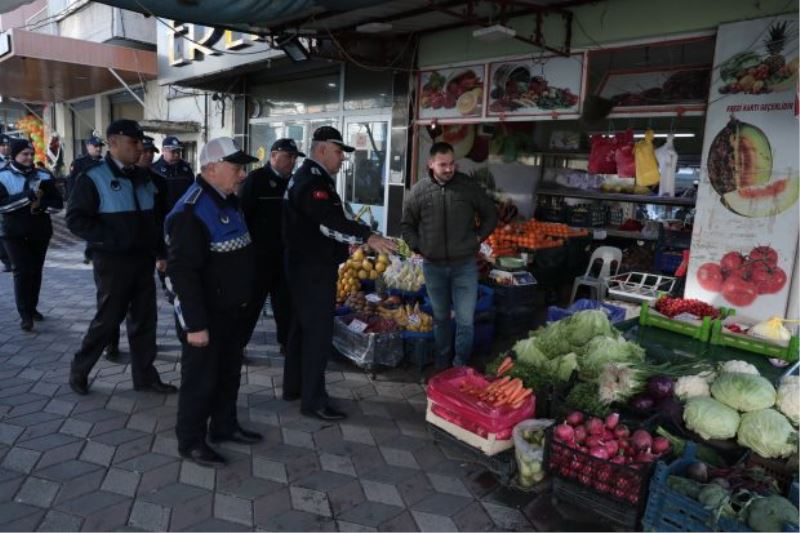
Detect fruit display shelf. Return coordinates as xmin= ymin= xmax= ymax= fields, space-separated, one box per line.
xmin=710 ymin=318 xmax=799 ymax=363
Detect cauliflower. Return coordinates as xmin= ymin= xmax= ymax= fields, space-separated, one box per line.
xmin=675 ymin=374 xmax=711 ymax=400
xmin=720 ymin=360 xmax=760 ymax=375
xmin=777 ymin=377 xmax=799 ymax=426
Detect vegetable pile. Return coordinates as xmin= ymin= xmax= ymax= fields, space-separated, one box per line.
xmin=654 ymin=296 xmax=721 ymax=319
xmin=547 ymin=410 xmax=670 ymax=504
xmin=458 ymin=375 xmax=532 ymax=409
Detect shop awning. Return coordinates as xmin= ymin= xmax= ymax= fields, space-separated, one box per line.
xmin=0 ymin=28 xmax=157 ymax=102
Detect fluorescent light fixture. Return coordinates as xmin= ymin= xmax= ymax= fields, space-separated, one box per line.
xmin=278 ymin=35 xmax=309 ymax=62
xmin=472 ymin=24 xmax=516 ymax=42
xmin=327 ymin=82 xmax=337 ymax=88
xmin=356 ymin=22 xmax=392 ymax=33
xmin=633 ymin=132 xmax=695 ymax=138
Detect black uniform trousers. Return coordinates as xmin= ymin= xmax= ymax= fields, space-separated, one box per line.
xmin=283 ymin=260 xmax=337 ymax=411
xmin=0 ymin=239 xmax=10 ymax=269
xmin=71 ymin=252 xmax=159 ymax=386
xmin=1 ymin=235 xmax=49 ymax=319
xmin=243 ymin=256 xmax=291 ymax=348
xmin=175 ymin=308 xmax=248 ymax=450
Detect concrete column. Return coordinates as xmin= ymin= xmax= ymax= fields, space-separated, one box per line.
xmin=95 ymin=94 xmax=110 ymax=138
xmin=54 ymin=103 xmax=74 ymax=164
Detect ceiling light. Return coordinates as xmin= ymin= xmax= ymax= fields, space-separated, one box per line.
xmin=472 ymin=25 xmax=516 ymax=42
xmin=633 ymin=132 xmax=695 ymax=138
xmin=327 ymin=83 xmax=337 ymax=88
xmin=277 ymin=35 xmax=309 ymax=62
xmin=356 ymin=22 xmax=392 ymax=33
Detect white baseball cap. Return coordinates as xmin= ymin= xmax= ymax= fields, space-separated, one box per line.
xmin=199 ymin=137 xmax=258 ymax=167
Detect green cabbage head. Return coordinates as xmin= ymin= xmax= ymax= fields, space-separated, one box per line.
xmin=683 ymin=397 xmax=740 ymax=440
xmin=737 ymin=409 xmax=797 ymax=459
xmin=710 ymin=372 xmax=776 ymax=412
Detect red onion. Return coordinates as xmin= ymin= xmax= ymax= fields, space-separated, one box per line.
xmin=566 ymin=411 xmax=584 ymax=426
xmin=631 ymin=429 xmax=653 ymax=450
xmin=614 ymin=424 xmax=630 ymax=439
xmin=652 ymin=436 xmax=670 ymax=454
xmin=585 ymin=417 xmax=604 ymax=435
xmin=554 ymin=423 xmax=575 ymax=443
xmin=604 ymin=412 xmax=620 ymax=430
xmin=589 ymin=446 xmax=610 ymax=460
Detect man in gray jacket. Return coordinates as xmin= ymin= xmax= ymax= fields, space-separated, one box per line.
xmin=401 ymin=142 xmax=497 ymax=369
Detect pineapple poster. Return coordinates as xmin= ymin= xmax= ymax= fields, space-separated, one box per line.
xmin=686 ymin=14 xmax=799 ymax=321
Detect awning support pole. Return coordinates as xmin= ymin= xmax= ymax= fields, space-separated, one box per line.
xmin=107 ymin=67 xmax=148 ymax=110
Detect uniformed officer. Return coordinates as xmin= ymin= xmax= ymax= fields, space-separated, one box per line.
xmin=0 ymin=139 xmax=63 ymax=330
xmin=165 ymin=137 xmax=262 ymax=466
xmin=0 ymin=134 xmax=11 ymax=272
xmin=104 ymin=136 xmax=168 ymax=361
xmin=283 ymin=126 xmax=395 ymax=420
xmin=66 ymin=119 xmax=177 ymax=396
xmin=66 ymin=135 xmax=104 ymax=200
xmin=239 ymin=138 xmax=302 ymax=354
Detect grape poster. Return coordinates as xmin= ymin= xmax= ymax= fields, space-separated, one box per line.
xmin=685 ymin=14 xmax=799 ymax=321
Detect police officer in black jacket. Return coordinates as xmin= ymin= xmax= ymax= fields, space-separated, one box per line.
xmin=66 ymin=135 xmax=104 ymax=200
xmin=239 ymin=138 xmax=301 ymax=354
xmin=104 ymin=135 xmax=169 ymax=361
xmin=152 ymin=136 xmax=194 ymax=211
xmin=0 ymin=139 xmax=63 ymax=330
xmin=0 ymin=134 xmax=11 ymax=272
xmin=283 ymin=126 xmax=395 ymax=421
xmin=165 ymin=137 xmax=263 ymax=466
xmin=66 ymin=119 xmax=177 ymax=396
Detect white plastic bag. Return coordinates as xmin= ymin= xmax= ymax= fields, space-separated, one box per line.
xmin=512 ymin=418 xmax=554 ymax=487
xmin=655 ymin=133 xmax=678 ymax=196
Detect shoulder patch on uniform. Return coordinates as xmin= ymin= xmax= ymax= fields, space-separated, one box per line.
xmin=311 ymin=167 xmax=321 ymax=176
xmin=185 ymin=187 xmax=203 ymax=205
xmin=312 ymin=189 xmax=329 ymax=200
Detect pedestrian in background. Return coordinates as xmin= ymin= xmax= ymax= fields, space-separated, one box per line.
xmin=0 ymin=139 xmax=63 ymax=331
xmin=66 ymin=119 xmax=176 ymax=396
xmin=0 ymin=134 xmax=11 ymax=272
xmin=282 ymin=126 xmax=395 ymax=421
xmin=165 ymin=137 xmax=262 ymax=466
xmin=401 ymin=141 xmax=497 ymax=369
xmin=239 ymin=138 xmax=301 ymax=356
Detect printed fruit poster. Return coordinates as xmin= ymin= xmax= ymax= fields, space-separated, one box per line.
xmin=418 ymin=65 xmax=485 ymax=119
xmin=686 ymin=14 xmax=799 ymax=321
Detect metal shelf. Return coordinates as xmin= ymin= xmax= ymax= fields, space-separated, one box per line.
xmin=536 ymin=187 xmax=696 ymax=207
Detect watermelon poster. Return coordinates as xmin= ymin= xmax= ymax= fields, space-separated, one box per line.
xmin=686 ymin=14 xmax=799 ymax=321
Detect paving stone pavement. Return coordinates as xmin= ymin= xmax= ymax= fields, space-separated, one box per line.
xmin=0 ymin=215 xmax=534 ymax=532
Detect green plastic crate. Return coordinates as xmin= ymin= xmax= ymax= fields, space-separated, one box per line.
xmin=639 ymin=302 xmax=714 ymax=342
xmin=710 ymin=319 xmax=799 ymax=363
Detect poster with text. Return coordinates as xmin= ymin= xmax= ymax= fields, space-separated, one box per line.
xmin=418 ymin=65 xmax=485 ymax=120
xmin=685 ymin=14 xmax=799 ymax=321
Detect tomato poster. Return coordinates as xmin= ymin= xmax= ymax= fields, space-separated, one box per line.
xmin=418 ymin=65 xmax=485 ymax=120
xmin=686 ymin=14 xmax=799 ymax=321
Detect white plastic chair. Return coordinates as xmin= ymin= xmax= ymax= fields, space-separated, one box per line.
xmin=570 ymin=246 xmax=623 ymax=303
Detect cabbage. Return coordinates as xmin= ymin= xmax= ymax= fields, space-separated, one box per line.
xmin=578 ymin=335 xmax=646 ymax=380
xmin=683 ymin=397 xmax=740 ymax=440
xmin=747 ymin=495 xmax=799 ymax=532
xmin=710 ymin=372 xmax=776 ymax=412
xmin=532 ymin=309 xmax=615 ymax=357
xmin=777 ymin=378 xmax=799 ymax=426
xmin=737 ymin=409 xmax=797 ymax=459
xmin=513 ymin=337 xmax=548 ymax=367
xmin=512 ymin=337 xmax=576 ymax=382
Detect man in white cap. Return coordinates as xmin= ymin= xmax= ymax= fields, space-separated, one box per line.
xmin=165 ymin=136 xmax=263 ymax=466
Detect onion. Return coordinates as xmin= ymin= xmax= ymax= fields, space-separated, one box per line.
xmin=585 ymin=435 xmax=604 ymax=448
xmin=573 ymin=426 xmax=587 ymax=444
xmin=589 ymin=446 xmax=610 ymax=460
xmin=629 ymin=393 xmax=655 ymax=414
xmin=652 ymin=436 xmax=670 ymax=454
xmin=585 ymin=417 xmax=604 ymax=435
xmin=614 ymin=424 xmax=630 ymax=439
xmin=656 ymin=396 xmax=683 ymax=426
xmin=634 ymin=449 xmax=656 ymax=462
xmin=631 ymin=429 xmax=653 ymax=450
xmin=646 ymin=375 xmax=675 ymax=399
xmin=566 ymin=411 xmax=584 ymax=426
xmin=604 ymin=440 xmax=619 ymax=456
xmin=554 ymin=423 xmax=575 ymax=443
xmin=604 ymin=412 xmax=620 ymax=430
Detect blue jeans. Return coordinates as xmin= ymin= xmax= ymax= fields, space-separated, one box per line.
xmin=423 ymin=258 xmax=478 ymax=368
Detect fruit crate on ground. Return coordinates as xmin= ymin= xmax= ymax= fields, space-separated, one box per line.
xmin=642 ymin=444 xmax=752 ymax=532
xmin=542 ymin=425 xmax=656 ymax=530
xmin=711 ymin=318 xmax=799 ymax=363
xmin=332 ymin=315 xmax=405 ymax=369
xmin=639 ymin=301 xmax=729 ymax=342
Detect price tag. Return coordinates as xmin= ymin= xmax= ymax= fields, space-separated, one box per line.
xmin=348 ymin=319 xmax=369 ymax=333
xmin=673 ymin=312 xmax=699 ymax=323
xmin=408 ymin=314 xmax=421 ymax=327
xmin=365 ymin=293 xmax=382 ymax=304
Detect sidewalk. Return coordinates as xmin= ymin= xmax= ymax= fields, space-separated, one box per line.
xmin=0 ymin=216 xmax=536 ymax=532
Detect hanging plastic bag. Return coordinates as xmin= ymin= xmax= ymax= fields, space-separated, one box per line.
xmin=587 ymin=134 xmax=618 ymax=174
xmin=615 ymin=129 xmax=636 ymax=178
xmin=635 ymin=129 xmax=661 ymax=186
xmin=655 ymin=133 xmax=678 ymax=196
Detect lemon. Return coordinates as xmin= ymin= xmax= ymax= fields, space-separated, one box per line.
xmin=456 ymin=91 xmax=478 ymax=115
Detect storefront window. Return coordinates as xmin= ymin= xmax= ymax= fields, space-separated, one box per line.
xmin=109 ymin=88 xmax=145 ymax=122
xmin=70 ymin=98 xmax=95 ymax=157
xmin=344 ymin=120 xmax=388 ymax=206
xmin=344 ymin=64 xmax=393 ymax=111
xmin=249 ymin=70 xmax=340 ymax=117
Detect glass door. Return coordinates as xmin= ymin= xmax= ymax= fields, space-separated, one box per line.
xmin=342 ymin=117 xmax=391 ymax=234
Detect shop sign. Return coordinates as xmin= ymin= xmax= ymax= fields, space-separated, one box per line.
xmin=685 ymin=14 xmax=799 ymax=321
xmin=418 ymin=65 xmax=485 ymax=120
xmin=487 ymin=54 xmax=584 ymax=117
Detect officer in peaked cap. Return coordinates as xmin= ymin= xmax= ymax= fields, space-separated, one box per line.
xmin=239 ymin=138 xmax=304 ymax=356
xmin=165 ymin=136 xmax=263 ymax=466
xmin=282 ymin=126 xmax=396 ymax=421
xmin=66 ymin=135 xmax=104 ymax=200
xmin=66 ymin=119 xmax=177 ymax=396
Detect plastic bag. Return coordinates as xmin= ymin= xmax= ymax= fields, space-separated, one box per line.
xmin=513 ymin=419 xmax=555 ymax=487
xmin=547 ymin=298 xmax=627 ymax=324
xmin=634 ymin=129 xmax=661 ymax=186
xmin=587 ymin=134 xmax=617 ymax=174
xmin=615 ymin=129 xmax=636 ymax=178
xmin=655 ymin=133 xmax=678 ymax=196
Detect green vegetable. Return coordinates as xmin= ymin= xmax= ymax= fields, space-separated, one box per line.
xmin=746 ymin=495 xmax=800 ymax=532
xmin=683 ymin=397 xmax=740 ymax=440
xmin=655 ymin=427 xmax=727 ymax=467
xmin=578 ymin=335 xmax=645 ymax=380
xmin=698 ymin=484 xmax=731 ymax=509
xmin=531 ymin=309 xmax=617 ymax=357
xmin=564 ymin=382 xmax=610 ymax=417
xmin=667 ymin=475 xmax=703 ymax=499
xmin=736 ymin=409 xmax=797 ymax=459
xmin=512 ymin=337 xmax=548 ymax=367
xmin=711 ymin=372 xmax=776 ymax=412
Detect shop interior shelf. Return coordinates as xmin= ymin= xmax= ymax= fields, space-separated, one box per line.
xmin=536 ymin=186 xmax=696 ymax=206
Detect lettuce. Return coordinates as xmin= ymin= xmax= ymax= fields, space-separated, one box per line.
xmin=683 ymin=397 xmax=740 ymax=440
xmin=512 ymin=337 xmax=549 ymax=367
xmin=710 ymin=372 xmax=776 ymax=412
xmin=532 ymin=309 xmax=616 ymax=357
xmin=577 ymin=335 xmax=646 ymax=380
xmin=737 ymin=409 xmax=797 ymax=459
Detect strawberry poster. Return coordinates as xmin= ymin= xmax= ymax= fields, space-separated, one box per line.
xmin=686 ymin=14 xmax=799 ymax=321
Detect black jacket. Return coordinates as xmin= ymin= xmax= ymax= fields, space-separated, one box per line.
xmin=165 ymin=178 xmax=255 ymax=332
xmin=0 ymin=164 xmax=63 ymax=239
xmin=66 ymin=154 xmax=102 ymax=199
xmin=66 ymin=154 xmax=164 ymax=257
xmin=151 ymin=157 xmax=195 ymax=213
xmin=401 ymin=170 xmax=497 ymax=265
xmin=283 ymin=158 xmax=372 ymax=267
xmin=240 ymin=163 xmax=288 ymax=266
